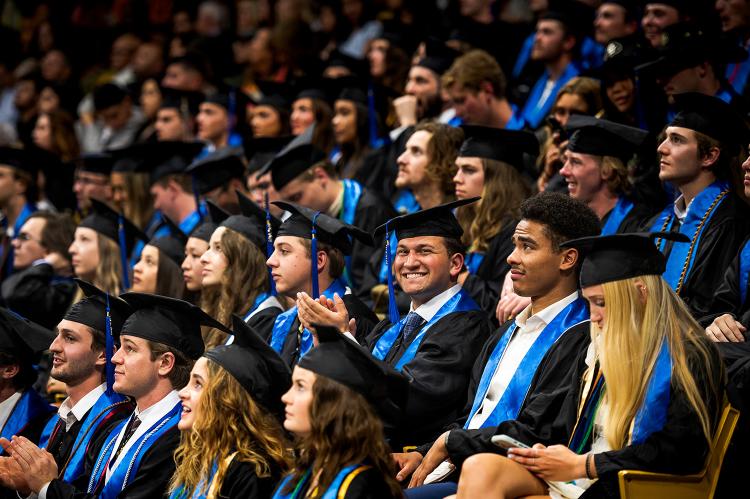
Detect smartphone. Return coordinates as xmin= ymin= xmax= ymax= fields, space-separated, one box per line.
xmin=491 ymin=434 xmax=530 ymax=450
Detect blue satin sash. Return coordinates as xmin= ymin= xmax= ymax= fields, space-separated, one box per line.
xmin=168 ymin=460 xmax=219 ymax=499
xmin=519 ymin=64 xmax=580 ymax=129
xmin=272 ymin=464 xmax=369 ymax=499
xmin=1 ymin=388 xmax=54 ymax=440
xmin=739 ymin=238 xmax=750 ymax=306
xmin=465 ymin=252 xmax=485 ymax=275
xmin=601 ymin=197 xmax=634 ymax=236
xmin=340 ymin=179 xmax=363 ymax=287
xmin=631 ymin=339 xmax=672 ymax=444
xmin=372 ymin=289 xmax=479 ymax=370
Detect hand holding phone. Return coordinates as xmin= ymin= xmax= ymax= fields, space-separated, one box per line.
xmin=491 ymin=434 xmax=530 ymax=450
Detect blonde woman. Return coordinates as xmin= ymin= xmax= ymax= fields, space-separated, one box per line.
xmin=170 ymin=316 xmax=292 ymax=498
xmin=449 ymin=232 xmax=724 ymax=499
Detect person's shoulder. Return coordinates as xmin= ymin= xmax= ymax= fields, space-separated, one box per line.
xmin=340 ymin=466 xmax=398 ymax=499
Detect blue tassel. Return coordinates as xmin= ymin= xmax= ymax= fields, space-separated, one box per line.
xmin=104 ymin=293 xmax=115 ymax=395
xmin=367 ymin=83 xmax=385 ymax=149
xmin=265 ymin=192 xmax=276 ymax=295
xmin=385 ymin=223 xmax=400 ymax=324
xmin=310 ymin=211 xmax=321 ymax=299
xmin=117 ymin=215 xmax=130 ymax=292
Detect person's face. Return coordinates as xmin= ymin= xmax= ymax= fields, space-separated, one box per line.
xmin=49 ymin=319 xmax=104 ymax=385
xmin=453 ymin=157 xmax=485 ymax=200
xmin=595 ymin=3 xmax=632 ymax=44
xmin=267 ymin=235 xmax=311 ymax=296
xmin=248 ymin=29 xmax=273 ymax=69
xmin=111 ymin=335 xmax=166 ymax=399
xmin=460 ymin=0 xmax=490 ymax=17
xmin=532 ymin=19 xmax=567 ymax=62
xmin=41 ymin=51 xmax=68 ymax=82
xmin=0 ymin=165 xmax=20 ymax=207
xmin=368 ymin=39 xmax=389 ymax=77
xmin=196 ymin=103 xmax=229 ymax=142
xmin=291 ymin=98 xmax=315 ymax=135
xmin=448 ymin=86 xmax=489 ymax=125
xmin=606 ymin=78 xmax=635 ymax=113
xmin=560 ymin=151 xmax=606 ymax=203
xmin=74 ymin=170 xmax=112 ymax=210
xmin=98 ymin=101 xmax=131 ymax=131
xmin=642 ymin=3 xmax=680 ymax=47
xmin=658 ymin=66 xmax=702 ymax=97
xmin=162 ymin=64 xmax=202 ymax=92
xmin=155 ymin=108 xmax=188 ymax=141
xmin=150 ymin=183 xmax=173 ymax=216
xmin=132 ymin=43 xmax=163 ymax=79
xmin=14 ymin=80 xmax=37 ymax=110
xmin=251 ymin=105 xmax=283 ymax=138
xmin=132 ymin=244 xmax=159 ymax=293
xmin=177 ymin=356 xmax=208 ymax=431
xmin=281 ymin=366 xmax=315 ymax=435
xmin=140 ymin=79 xmax=161 ymax=119
xmin=199 ymin=227 xmax=229 ymax=287
xmin=278 ymin=174 xmax=329 ymax=212
xmin=110 ymin=171 xmax=128 ymax=210
xmin=507 ymin=220 xmax=570 ymax=299
xmin=551 ymin=93 xmax=588 ymax=126
xmin=394 ymin=236 xmax=461 ymax=305
xmin=38 ymin=87 xmax=61 ymax=114
xmin=68 ymin=228 xmax=100 ymax=280
xmin=332 ymin=100 xmax=357 ymax=145
xmin=32 ymin=114 xmax=53 ymax=151
xmin=247 ymin=172 xmax=284 ymax=217
xmin=405 ymin=66 xmax=441 ymax=119
xmin=742 ymin=146 xmax=750 ymax=197
xmin=395 ymin=130 xmax=432 ymax=189
xmin=111 ymin=35 xmax=138 ymax=71
xmin=716 ymin=0 xmax=750 ymax=32
xmin=657 ymin=126 xmax=705 ymax=185
xmin=582 ymin=284 xmax=606 ymax=330
xmin=182 ymin=237 xmax=209 ymax=291
xmin=12 ymin=217 xmax=47 ymax=269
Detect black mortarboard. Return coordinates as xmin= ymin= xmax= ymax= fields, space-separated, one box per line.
xmin=188 ymin=220 xmax=218 ymax=242
xmin=78 ymin=199 xmax=148 ymax=255
xmin=109 ymin=145 xmax=145 ymax=173
xmin=149 ymin=217 xmax=188 ymax=266
xmin=337 ymin=86 xmax=368 ymax=107
xmin=204 ymin=315 xmax=291 ymax=416
xmin=243 ymin=136 xmax=292 ymax=174
xmin=668 ymin=92 xmax=750 ymax=150
xmin=458 ymin=126 xmax=539 ymax=169
xmin=237 ymin=189 xmax=280 ymax=237
xmin=0 ymin=307 xmax=55 ymax=359
xmin=93 ymin=83 xmax=128 ymax=111
xmin=561 ymin=232 xmax=690 ymax=287
xmin=218 ymin=193 xmax=268 ymax=250
xmin=298 ymin=326 xmax=408 ymax=423
xmin=186 ymin=147 xmax=246 ymax=195
xmin=159 ymin=87 xmax=204 ymax=116
xmin=295 ymin=87 xmax=328 ymax=103
xmin=374 ymin=197 xmax=479 ymax=242
xmin=0 ymin=146 xmax=38 ymax=176
xmin=202 ymin=91 xmax=230 ymax=110
xmin=540 ymin=0 xmax=592 ymax=37
xmin=130 ymin=141 xmax=205 ymax=185
xmin=602 ymin=0 xmax=637 ymax=15
xmin=206 ymin=199 xmax=230 ymax=225
xmin=565 ymin=115 xmax=649 ymax=161
xmin=77 ymin=152 xmax=114 ymax=176
xmin=265 ymin=142 xmax=326 ymax=191
xmin=415 ymin=37 xmax=462 ymax=76
xmin=119 ymin=293 xmax=228 ymax=359
xmin=593 ymin=35 xmax=655 ymax=83
xmin=325 ymin=49 xmax=368 ymax=77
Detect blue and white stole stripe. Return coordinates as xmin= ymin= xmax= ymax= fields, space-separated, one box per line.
xmin=519 ymin=63 xmax=580 ymax=129
xmin=168 ymin=460 xmax=219 ymax=499
xmin=179 ymin=208 xmax=204 ymax=236
xmin=88 ymin=403 xmax=181 ymax=498
xmin=223 ymin=292 xmax=273 ymax=345
xmin=272 ymin=464 xmax=370 ymax=499
xmin=340 ymin=179 xmax=363 ymax=287
xmin=631 ymin=339 xmax=672 ymax=444
xmin=268 ymin=278 xmax=348 ymax=357
xmin=465 ymin=297 xmax=589 ymax=429
xmin=39 ymin=390 xmax=127 ymax=482
xmin=739 ymin=238 xmax=750 ymax=306
xmin=1 ymin=388 xmax=54 ymax=441
xmin=650 ymin=180 xmax=729 ymax=290
xmin=372 ymin=289 xmax=479 ymax=370
xmin=600 ymin=197 xmax=634 ymax=236
xmin=377 ymin=190 xmax=420 ymax=284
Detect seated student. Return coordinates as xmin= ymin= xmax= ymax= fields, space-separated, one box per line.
xmin=445 ymin=232 xmax=725 ymax=499
xmin=169 ymin=316 xmax=292 ymax=498
xmin=132 ymin=217 xmax=188 ymax=300
xmin=69 ymin=199 xmax=147 ymax=296
xmin=560 ymin=115 xmax=657 ymax=234
xmin=331 ymin=86 xmax=373 ymax=182
xmin=180 ymin=217 xmax=217 ymax=304
xmin=266 ymin=201 xmax=378 ymax=368
xmin=0 ymin=280 xmax=133 ymax=495
xmin=154 ymin=88 xmax=203 ymax=142
xmin=399 ymin=192 xmax=601 ymax=494
xmin=4 ymin=293 xmax=230 ymax=498
xmin=453 ymin=126 xmax=535 ymax=317
xmin=274 ymin=326 xmax=407 ymax=499
xmin=73 ymin=153 xmax=114 ymax=214
xmin=289 ymin=88 xmax=334 ymax=153
xmin=200 ymin=196 xmax=283 ymax=347
xmin=186 ymin=147 xmax=249 ymax=214
xmin=648 ymin=93 xmax=750 ymax=316
xmin=249 ymin=93 xmax=290 ymax=140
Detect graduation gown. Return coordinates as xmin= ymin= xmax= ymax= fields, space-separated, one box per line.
xmin=272 ymin=466 xmax=397 ymax=499
xmin=0 ymin=263 xmax=77 ymax=330
xmin=699 ymin=235 xmax=750 ymax=328
xmin=172 ymin=458 xmax=282 ymax=499
xmin=600 ymin=198 xmax=658 ymax=235
xmin=364 ymin=309 xmax=492 ymax=448
xmin=246 ymin=305 xmax=283 ymax=344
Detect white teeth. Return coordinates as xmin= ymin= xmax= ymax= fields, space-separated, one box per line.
xmin=404 ymin=273 xmax=425 ymax=279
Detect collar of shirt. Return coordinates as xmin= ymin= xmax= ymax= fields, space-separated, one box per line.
xmin=58 ymin=383 xmax=106 ymax=431
xmin=409 ymin=283 xmax=462 ymax=322
xmin=514 ymin=291 xmax=579 ymax=333
xmin=0 ymin=391 xmax=23 ymax=430
xmin=326 ymin=181 xmax=345 ymax=219
xmin=672 ymin=194 xmax=693 ymax=221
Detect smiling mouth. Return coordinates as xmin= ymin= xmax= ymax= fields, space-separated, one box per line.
xmin=402 ymin=272 xmax=427 ymax=280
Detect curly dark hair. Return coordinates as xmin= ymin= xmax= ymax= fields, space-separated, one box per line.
xmin=520 ymin=192 xmax=601 ymax=251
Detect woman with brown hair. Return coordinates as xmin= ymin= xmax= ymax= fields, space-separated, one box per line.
xmin=32 ymin=110 xmax=80 ymax=163
xmin=170 ymin=315 xmax=292 ymax=498
xmin=275 ymin=327 xmax=406 ymax=499
xmin=290 ymin=89 xmax=335 ymax=153
xmin=131 ymin=219 xmax=188 ymax=299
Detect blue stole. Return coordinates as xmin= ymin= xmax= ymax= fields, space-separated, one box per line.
xmin=243 ymin=292 xmax=272 ymax=321
xmin=727 ymin=53 xmax=750 ymax=96
xmin=632 ymin=339 xmax=672 ymax=444
xmin=268 ymin=278 xmax=348 ymax=357
xmin=372 ymin=289 xmax=479 ymax=370
xmin=465 ymin=297 xmax=589 ymax=429
xmin=39 ymin=390 xmax=128 ymax=483
xmin=739 ymin=239 xmax=750 ymax=306
xmin=179 ymin=208 xmax=203 ymax=236
xmin=168 ymin=460 xmax=219 ymax=499
xmin=512 ymin=34 xmax=535 ymax=79
xmin=1 ymin=388 xmax=54 ymax=440
xmin=340 ymin=179 xmax=363 ymax=287
xmin=272 ymin=464 xmax=369 ymax=499
xmin=650 ymin=180 xmax=730 ymax=291
xmin=600 ymin=197 xmax=635 ymax=236
xmin=579 ymin=37 xmax=604 ymax=70
xmin=465 ymin=252 xmax=485 ymax=275
xmin=519 ymin=64 xmax=580 ymax=129
xmin=716 ymin=88 xmax=733 ymax=104
xmin=3 ymin=202 xmax=36 ymax=274
xmin=88 ymin=403 xmax=181 ymax=498
xmin=505 ymin=104 xmax=524 ymax=131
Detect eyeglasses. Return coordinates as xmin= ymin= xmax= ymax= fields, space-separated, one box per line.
xmin=16 ymin=232 xmax=43 ymax=245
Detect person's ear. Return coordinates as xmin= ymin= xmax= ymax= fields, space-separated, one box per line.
xmin=634 ymin=280 xmax=648 ymax=304
xmin=449 ymin=252 xmax=464 ymax=279
xmin=157 ymin=351 xmax=176 ymax=378
xmin=559 ymin=247 xmax=578 ymax=271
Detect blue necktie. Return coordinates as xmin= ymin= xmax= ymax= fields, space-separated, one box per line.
xmin=402 ymin=312 xmax=425 ymax=345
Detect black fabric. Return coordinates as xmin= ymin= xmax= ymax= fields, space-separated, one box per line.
xmin=63 ymin=279 xmax=132 ymax=339
xmin=0 ymin=263 xmax=77 ymax=330
xmin=214 ymin=457 xmax=283 ymax=499
xmin=668 ymin=92 xmax=750 ymax=150
xmin=373 ymin=198 xmax=479 ymax=242
xmin=77 ymin=199 xmax=148 ymax=255
xmin=76 ymin=153 xmax=114 ymax=176
xmin=0 ymin=306 xmax=55 ymax=358
xmin=148 ymin=217 xmax=187 ymax=266
xmin=458 ymin=127 xmax=538 ymax=169
xmin=186 ymin=148 xmax=245 ymax=194
xmin=699 ymin=235 xmax=750 ymax=325
xmin=565 ymin=115 xmax=649 ymax=161
xmin=245 ymin=305 xmax=283 ymax=343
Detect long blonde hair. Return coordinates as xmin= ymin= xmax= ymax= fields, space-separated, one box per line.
xmin=72 ymin=234 xmax=124 ymax=303
xmin=122 ymin=172 xmax=155 ymax=231
xmin=596 ymin=275 xmax=722 ymax=449
xmin=169 ymin=359 xmax=291 ymax=496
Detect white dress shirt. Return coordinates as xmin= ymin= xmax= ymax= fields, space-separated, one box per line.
xmin=57 ymin=383 xmax=106 ymax=432
xmin=0 ymin=391 xmax=23 ymax=432
xmin=410 ymin=284 xmax=462 ymax=322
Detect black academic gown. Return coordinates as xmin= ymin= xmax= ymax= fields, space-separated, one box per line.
xmin=600 ymin=201 xmax=659 ymax=235
xmin=246 ymin=305 xmax=283 ymax=344
xmin=45 ymin=426 xmax=181 ymax=499
xmin=212 ymin=458 xmax=281 ymax=499
xmin=0 ymin=263 xmax=77 ymax=330
xmin=698 ymin=234 xmax=750 ymax=328
xmin=275 ymin=467 xmax=397 ymax=499
xmin=363 ymin=308 xmax=492 ymax=448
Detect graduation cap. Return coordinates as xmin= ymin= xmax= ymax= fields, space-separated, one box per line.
xmin=218 ymin=203 xmax=267 ymax=251
xmin=0 ymin=307 xmax=55 ymax=360
xmin=561 ymin=231 xmax=690 ymax=287
xmin=149 ymin=216 xmax=188 ymax=267
xmin=203 ymin=315 xmax=291 ymax=416
xmin=540 ymin=0 xmax=593 ymax=38
xmin=593 ymin=35 xmax=655 ymax=83
xmin=415 ymin=37 xmax=462 ymax=76
xmin=458 ymin=126 xmax=539 ymax=169
xmin=237 ymin=190 xmax=280 ymax=238
xmin=159 ymin=87 xmax=204 ymax=116
xmin=119 ymin=293 xmax=229 ymax=359
xmin=130 ymin=141 xmax=205 ymax=185
xmin=264 ymin=142 xmax=327 ymax=191
xmin=0 ymin=146 xmax=38 ymax=176
xmin=243 ymin=136 xmax=292 ymax=174
xmin=325 ymin=49 xmax=369 ymax=77
xmin=668 ymin=92 xmax=750 ymax=151
xmin=601 ymin=0 xmax=637 ymax=15
xmin=186 ymin=147 xmax=246 ymax=195
xmin=108 ymin=145 xmax=145 ymax=174
xmin=298 ymin=325 xmax=408 ymax=423
xmin=76 ymin=152 xmax=114 ymax=176
xmin=206 ymin=199 xmax=230 ymax=225
xmin=565 ymin=115 xmax=649 ymax=161
xmin=337 ymin=86 xmax=368 ymax=107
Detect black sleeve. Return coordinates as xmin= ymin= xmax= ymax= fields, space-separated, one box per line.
xmin=342 ymin=295 xmax=379 ymax=345
xmin=0 ymin=264 xmax=76 ymax=330
xmin=218 ymin=460 xmax=279 ymax=499
xmin=341 ymin=468 xmax=399 ymax=499
xmin=246 ymin=307 xmax=283 ymax=343
xmin=350 ymin=189 xmax=396 ymax=292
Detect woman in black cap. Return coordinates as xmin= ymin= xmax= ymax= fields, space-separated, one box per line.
xmin=274 ymin=327 xmax=405 ymax=499
xmin=290 ymin=89 xmax=335 ymax=153
xmin=449 ymin=232 xmax=724 ymax=499
xmin=332 ymin=87 xmax=373 ymax=181
xmin=169 ymin=316 xmax=292 ymax=498
xmin=180 ymin=218 xmax=217 ymax=304
xmin=132 ymin=218 xmax=188 ymax=299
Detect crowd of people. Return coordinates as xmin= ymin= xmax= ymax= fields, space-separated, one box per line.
xmin=0 ymin=0 xmax=749 ymax=498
